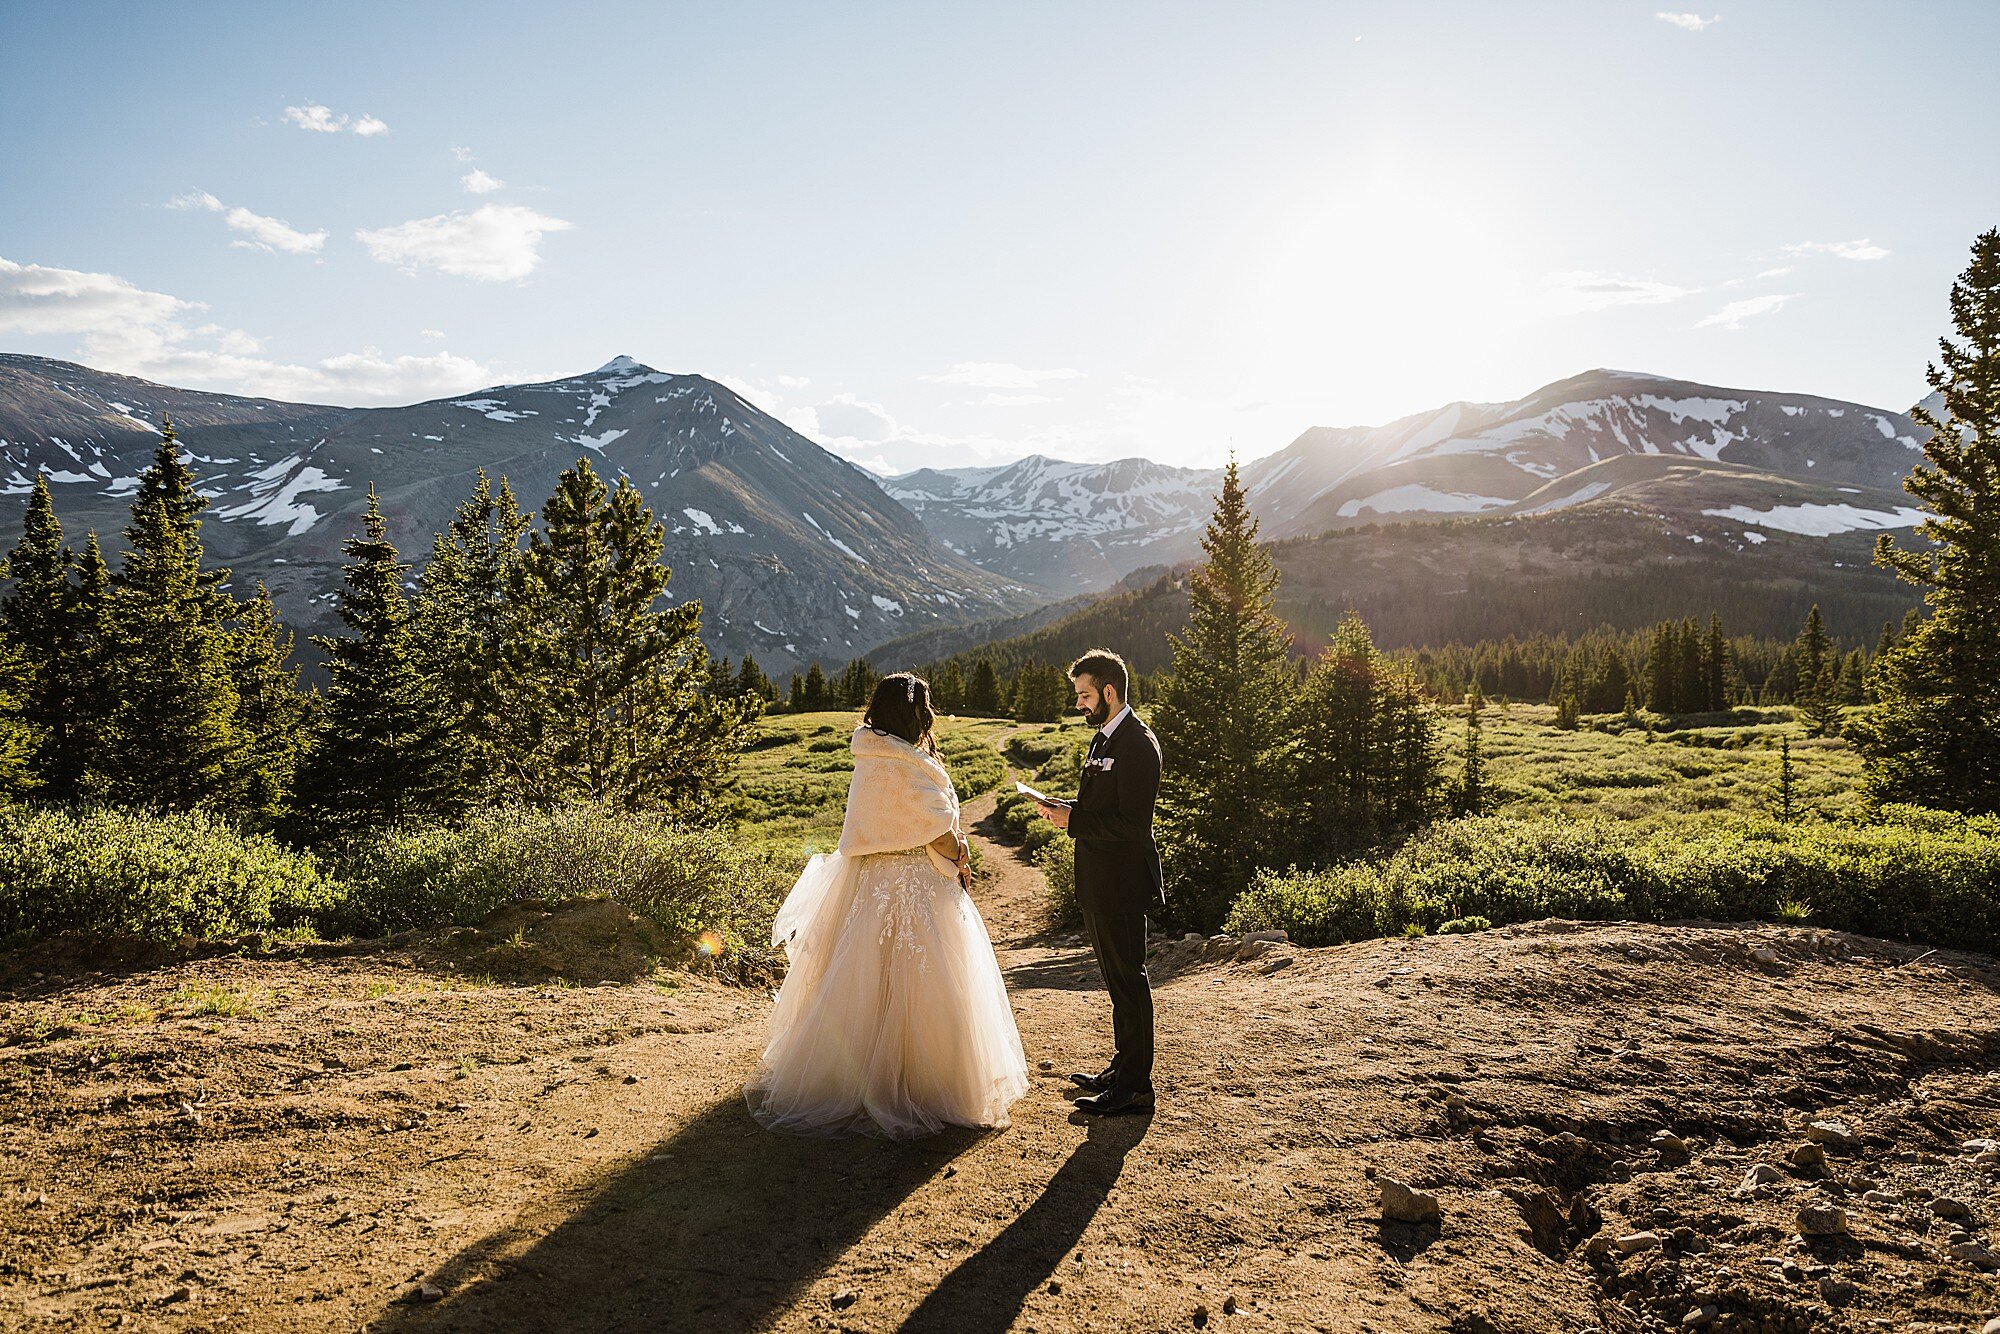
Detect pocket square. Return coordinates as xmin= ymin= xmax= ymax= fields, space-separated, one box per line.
xmin=1089 ymin=757 xmax=1115 ymax=771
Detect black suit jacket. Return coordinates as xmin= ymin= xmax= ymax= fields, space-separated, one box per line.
xmin=1066 ymin=713 xmax=1164 ymax=915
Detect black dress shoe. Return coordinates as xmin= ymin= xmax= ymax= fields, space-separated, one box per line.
xmin=1067 ymin=1070 xmax=1115 ymax=1093
xmin=1074 ymin=1085 xmax=1155 ymax=1116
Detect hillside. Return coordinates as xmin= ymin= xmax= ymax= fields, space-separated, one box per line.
xmin=0 ymin=354 xmax=1042 ymax=675
xmin=2 ymin=789 xmax=1994 ymax=1332
xmin=883 ymin=455 xmax=1217 ymax=591
xmin=890 ymin=369 xmax=1935 ymax=600
xmin=870 ymin=459 xmax=1926 ymax=675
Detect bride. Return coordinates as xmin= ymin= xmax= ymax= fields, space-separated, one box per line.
xmin=744 ymin=672 xmax=1029 ymax=1140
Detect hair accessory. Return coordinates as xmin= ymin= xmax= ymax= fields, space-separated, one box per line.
xmin=905 ymin=675 xmax=917 ymax=703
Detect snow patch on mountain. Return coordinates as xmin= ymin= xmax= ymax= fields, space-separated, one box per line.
xmin=455 ymin=399 xmax=534 ymax=423
xmin=1336 ymin=485 xmax=1511 ymax=518
xmin=1701 ymin=502 xmax=1927 ymax=536
xmin=220 ymin=456 xmax=347 ymax=535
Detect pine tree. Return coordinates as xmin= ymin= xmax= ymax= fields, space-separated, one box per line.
xmin=294 ymin=490 xmax=466 ymax=837
xmin=1285 ymin=613 xmax=1441 ymax=862
xmin=1555 ymin=693 xmax=1581 ymax=730
xmin=787 ymin=672 xmax=806 ymax=712
xmin=1866 ymin=620 xmax=1899 ymax=703
xmin=1834 ymin=647 xmax=1867 ymax=706
xmin=736 ymin=655 xmax=776 ymax=702
xmin=0 ymin=476 xmax=82 ymax=796
xmin=1153 ymin=457 xmax=1296 ymax=930
xmin=410 ymin=470 xmax=528 ymax=787
xmin=1851 ymin=229 xmax=2000 ymax=812
xmin=123 ymin=416 xmax=231 ymax=615
xmin=230 ymin=582 xmax=308 ymax=829
xmin=0 ymin=630 xmax=35 ymax=799
xmin=966 ymin=658 xmax=1002 ymax=715
xmin=1457 ymin=684 xmax=1485 ymax=814
xmin=1644 ymin=622 xmax=1679 ymax=712
xmin=1792 ymin=605 xmax=1831 ymax=702
xmin=68 ymin=533 xmax=112 ymax=782
xmin=709 ymin=655 xmax=738 ymax=698
xmin=1674 ymin=618 xmax=1705 ymax=713
xmin=96 ymin=449 xmax=245 ymax=807
xmin=836 ymin=657 xmax=880 ymax=708
xmin=931 ymin=659 xmax=965 ymax=713
xmin=496 ymin=459 xmax=755 ymax=810
xmin=1704 ymin=613 xmax=1732 ymax=712
xmin=802 ymin=662 xmax=832 ymax=711
xmin=1799 ymin=659 xmax=1842 ymax=738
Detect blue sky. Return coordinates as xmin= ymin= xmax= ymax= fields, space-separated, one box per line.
xmin=3 ymin=1 xmax=1996 ymax=472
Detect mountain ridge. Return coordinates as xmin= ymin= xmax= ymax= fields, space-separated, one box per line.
xmin=0 ymin=353 xmax=1042 ymax=675
xmin=885 ymin=366 xmax=1934 ymax=598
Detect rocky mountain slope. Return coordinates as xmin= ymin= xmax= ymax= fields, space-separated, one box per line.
xmin=883 ymin=454 xmax=1218 ymax=591
xmin=0 ymin=354 xmax=1041 ymax=675
xmin=889 ymin=369 xmax=1934 ymax=597
xmin=870 ymin=454 xmax=1927 ymax=672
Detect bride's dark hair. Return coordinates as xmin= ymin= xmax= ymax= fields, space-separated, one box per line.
xmin=863 ymin=672 xmax=939 ymax=757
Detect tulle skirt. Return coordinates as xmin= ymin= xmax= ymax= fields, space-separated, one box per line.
xmin=745 ymin=847 xmax=1029 ymax=1140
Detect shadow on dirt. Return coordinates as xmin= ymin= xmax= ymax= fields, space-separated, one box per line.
xmin=376 ymin=1093 xmax=976 ymax=1331
xmin=896 ymin=1110 xmax=1151 ymax=1334
xmin=374 ymin=1095 xmax=1147 ymax=1333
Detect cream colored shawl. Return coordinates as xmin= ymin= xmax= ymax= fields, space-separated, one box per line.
xmin=770 ymin=726 xmax=961 ymax=948
xmin=837 ymin=725 xmax=961 ymax=857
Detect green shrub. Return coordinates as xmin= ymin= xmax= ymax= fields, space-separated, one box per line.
xmin=334 ymin=804 xmax=792 ymax=950
xmin=1438 ymin=915 xmax=1492 ymax=934
xmin=1037 ymin=840 xmax=1077 ymax=928
xmin=1226 ymin=811 xmax=2000 ymax=953
xmin=0 ymin=806 xmax=342 ymax=946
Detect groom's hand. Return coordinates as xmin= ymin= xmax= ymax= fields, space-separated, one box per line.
xmin=1037 ymin=801 xmax=1071 ymax=831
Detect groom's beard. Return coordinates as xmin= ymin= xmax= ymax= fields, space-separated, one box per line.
xmin=1083 ymin=701 xmax=1110 ymax=728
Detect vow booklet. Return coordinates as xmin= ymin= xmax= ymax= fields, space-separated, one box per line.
xmin=1015 ymin=781 xmax=1068 ymax=806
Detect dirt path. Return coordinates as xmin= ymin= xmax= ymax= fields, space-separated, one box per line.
xmin=3 ymin=764 xmax=2000 ymax=1332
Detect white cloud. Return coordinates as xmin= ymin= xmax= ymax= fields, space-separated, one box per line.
xmin=0 ymin=255 xmax=492 ymax=405
xmin=919 ymin=361 xmax=1083 ymax=390
xmin=461 ymin=169 xmax=504 ymax=194
xmin=1655 ymin=12 xmax=1719 ymax=31
xmin=420 ymin=328 xmax=446 ymax=339
xmin=813 ymin=392 xmax=900 ymax=442
xmin=451 ymin=145 xmax=476 ymax=162
xmin=282 ymin=103 xmax=389 ymax=136
xmin=980 ymin=392 xmax=1052 ymax=406
xmin=355 ymin=203 xmax=573 ymax=281
xmin=1755 ymin=266 xmax=1795 ymax=278
xmin=1544 ymin=270 xmax=1698 ymax=314
xmin=1698 ymin=293 xmax=1795 ymax=329
xmin=1782 ymin=238 xmax=1890 ymax=262
xmin=168 ymin=189 xmax=326 ymax=255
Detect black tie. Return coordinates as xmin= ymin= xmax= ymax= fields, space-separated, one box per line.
xmin=1089 ymin=730 xmax=1106 ymax=760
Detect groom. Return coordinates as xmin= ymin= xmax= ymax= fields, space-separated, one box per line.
xmin=1036 ymin=648 xmax=1162 ymax=1116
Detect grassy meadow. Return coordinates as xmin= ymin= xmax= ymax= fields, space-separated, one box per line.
xmin=1470 ymin=702 xmax=1863 ymax=826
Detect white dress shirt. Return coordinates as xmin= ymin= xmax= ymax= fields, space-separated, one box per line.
xmin=1096 ymin=703 xmax=1132 ymax=745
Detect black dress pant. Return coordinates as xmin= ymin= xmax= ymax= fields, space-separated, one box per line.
xmin=1081 ymin=903 xmax=1153 ymax=1092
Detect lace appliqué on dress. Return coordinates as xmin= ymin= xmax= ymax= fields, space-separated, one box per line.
xmin=841 ymin=848 xmax=942 ymax=977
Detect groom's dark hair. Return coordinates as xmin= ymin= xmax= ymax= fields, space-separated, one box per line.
xmin=1067 ymin=648 xmax=1129 ymax=703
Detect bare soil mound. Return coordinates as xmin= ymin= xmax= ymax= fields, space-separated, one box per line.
xmin=1 ymin=801 xmax=1996 ymax=1332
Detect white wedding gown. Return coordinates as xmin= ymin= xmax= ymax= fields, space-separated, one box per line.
xmin=745 ymin=733 xmax=1028 ymax=1140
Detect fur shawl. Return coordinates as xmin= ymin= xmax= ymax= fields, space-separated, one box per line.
xmin=770 ymin=727 xmax=961 ymax=948
xmin=837 ymin=726 xmax=960 ymax=858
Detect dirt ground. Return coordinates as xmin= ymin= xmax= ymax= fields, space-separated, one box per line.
xmin=3 ymin=786 xmax=1999 ymax=1333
